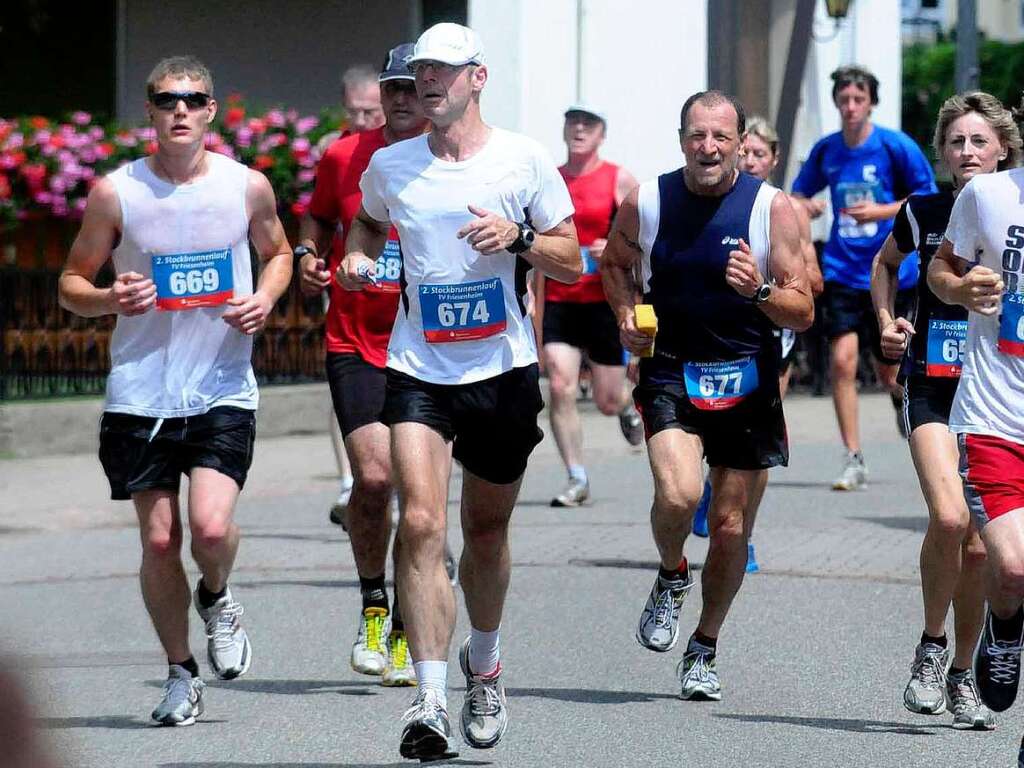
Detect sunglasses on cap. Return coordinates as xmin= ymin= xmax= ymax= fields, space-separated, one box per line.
xmin=149 ymin=91 xmax=211 ymax=110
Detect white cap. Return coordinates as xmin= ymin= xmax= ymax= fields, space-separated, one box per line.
xmin=565 ymin=104 xmax=607 ymax=123
xmin=408 ymin=23 xmax=485 ymax=67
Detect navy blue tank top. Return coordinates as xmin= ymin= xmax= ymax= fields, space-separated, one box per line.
xmin=645 ymin=170 xmax=775 ymax=363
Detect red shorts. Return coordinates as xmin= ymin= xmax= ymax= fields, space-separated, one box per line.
xmin=958 ymin=433 xmax=1024 ymax=525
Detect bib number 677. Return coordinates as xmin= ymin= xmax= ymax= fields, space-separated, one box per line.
xmin=699 ymin=372 xmax=743 ymax=397
xmin=437 ymin=299 xmax=491 ymax=328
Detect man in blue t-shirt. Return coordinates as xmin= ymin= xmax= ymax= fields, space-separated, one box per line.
xmin=792 ymin=64 xmax=936 ymax=491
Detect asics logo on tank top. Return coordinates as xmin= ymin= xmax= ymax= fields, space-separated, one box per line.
xmin=721 ymin=236 xmax=740 ymax=246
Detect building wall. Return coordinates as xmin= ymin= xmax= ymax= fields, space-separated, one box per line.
xmin=116 ymin=0 xmax=419 ymax=121
xmin=942 ymin=0 xmax=1024 ymax=43
xmin=469 ymin=0 xmax=707 ymax=182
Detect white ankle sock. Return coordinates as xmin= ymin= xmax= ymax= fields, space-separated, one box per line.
xmin=568 ymin=465 xmax=587 ymax=484
xmin=413 ymin=660 xmax=447 ymax=704
xmin=468 ymin=628 xmax=500 ymax=676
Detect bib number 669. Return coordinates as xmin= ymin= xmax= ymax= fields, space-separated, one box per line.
xmin=169 ymin=268 xmax=220 ymax=296
xmin=437 ymin=299 xmax=491 ymax=328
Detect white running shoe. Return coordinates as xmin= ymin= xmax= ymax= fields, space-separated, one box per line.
xmin=636 ymin=566 xmax=694 ymax=652
xmin=832 ymin=451 xmax=868 ymax=491
xmin=151 ymin=665 xmax=205 ymax=726
xmin=382 ymin=630 xmax=417 ymax=687
xmin=400 ymin=688 xmax=454 ymax=761
xmin=329 ymin=481 xmax=353 ymax=527
xmin=194 ymin=587 xmax=252 ymax=680
xmin=351 ymin=606 xmax=390 ymax=676
xmin=458 ymin=637 xmax=508 ymax=749
xmin=677 ymin=642 xmax=721 ymax=701
xmin=903 ymin=642 xmax=948 ymax=715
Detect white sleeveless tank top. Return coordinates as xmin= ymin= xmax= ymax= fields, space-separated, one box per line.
xmin=104 ymin=153 xmax=258 ymax=417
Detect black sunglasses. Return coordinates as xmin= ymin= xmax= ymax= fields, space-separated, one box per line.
xmin=150 ymin=91 xmax=211 ymax=110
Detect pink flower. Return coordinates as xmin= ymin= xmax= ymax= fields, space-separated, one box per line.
xmin=57 ymin=149 xmax=75 ymax=165
xmin=41 ymin=143 xmax=58 ymax=157
xmin=73 ymin=197 xmax=88 ymax=214
xmin=33 ymin=190 xmax=53 ymax=205
xmin=34 ymin=130 xmax=52 ymax=145
xmin=295 ymin=116 xmax=319 ymax=135
xmin=49 ymin=175 xmax=69 ymax=193
xmin=5 ymin=132 xmax=24 ymax=150
xmin=135 ymin=126 xmax=156 ymax=140
xmin=114 ymin=132 xmax=137 ymax=147
xmin=71 ymin=111 xmax=92 ymax=126
xmin=88 ymin=126 xmax=104 ymax=140
xmin=79 ymin=148 xmax=97 ymax=164
xmin=266 ymin=109 xmax=285 ymax=128
xmin=291 ymin=137 xmax=310 ymax=153
xmin=80 ymin=167 xmax=95 ymax=181
xmin=297 ymin=169 xmax=315 ymax=183
xmin=235 ymin=127 xmax=253 ymax=147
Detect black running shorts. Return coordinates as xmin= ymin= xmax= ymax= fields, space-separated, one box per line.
xmin=327 ymin=352 xmax=388 ymax=437
xmin=633 ymin=355 xmax=788 ymax=470
xmin=99 ymin=405 xmax=256 ymax=500
xmin=382 ymin=364 xmax=544 ymax=485
xmin=542 ymin=300 xmax=626 ymax=367
xmin=822 ymin=281 xmax=916 ymax=365
xmin=904 ymin=374 xmax=958 ymax=434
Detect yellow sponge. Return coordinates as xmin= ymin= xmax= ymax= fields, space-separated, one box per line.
xmin=634 ymin=304 xmax=657 ymax=357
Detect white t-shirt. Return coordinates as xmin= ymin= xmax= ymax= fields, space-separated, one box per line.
xmin=359 ymin=128 xmax=574 ymax=385
xmin=105 ymin=154 xmax=258 ymax=417
xmin=945 ymin=169 xmax=1024 ymax=444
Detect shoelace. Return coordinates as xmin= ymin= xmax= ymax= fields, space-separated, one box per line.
xmin=363 ymin=609 xmax=387 ymax=653
xmin=912 ymin=649 xmax=945 ymax=687
xmin=162 ymin=675 xmax=195 ymax=709
xmin=390 ymin=633 xmax=409 ymax=668
xmin=653 ymin=583 xmax=682 ymax=629
xmin=986 ymin=641 xmax=1023 ymax=685
xmin=403 ymin=689 xmax=444 ymax=722
xmin=207 ymin=601 xmax=244 ymax=651
xmin=684 ymin=651 xmax=714 ymax=684
xmin=948 ymin=674 xmax=982 ymax=713
xmin=467 ymin=675 xmax=502 ymax=716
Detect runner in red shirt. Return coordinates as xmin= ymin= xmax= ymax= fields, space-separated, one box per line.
xmin=296 ymin=44 xmax=425 ymax=687
xmin=538 ymin=105 xmax=640 ymax=507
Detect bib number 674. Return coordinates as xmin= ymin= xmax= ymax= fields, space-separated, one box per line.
xmin=437 ymin=299 xmax=491 ymax=328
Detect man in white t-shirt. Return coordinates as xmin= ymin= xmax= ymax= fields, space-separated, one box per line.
xmin=338 ymin=23 xmax=580 ymax=761
xmin=57 ymin=56 xmax=292 ymax=726
xmin=929 ymin=167 xmax=1024 ymax=719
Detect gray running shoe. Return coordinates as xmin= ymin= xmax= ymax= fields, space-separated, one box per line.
xmin=351 ymin=606 xmax=390 ymax=676
xmin=194 ymin=587 xmax=252 ymax=680
xmin=903 ymin=642 xmax=949 ymax=714
xmin=677 ymin=642 xmax=721 ymax=701
xmin=635 ymin=566 xmax=694 ymax=652
xmin=551 ymin=477 xmax=590 ymax=508
xmin=618 ymin=405 xmax=644 ymax=447
xmin=832 ymin=452 xmax=867 ymax=491
xmin=329 ymin=483 xmax=352 ymax=528
xmin=946 ymin=668 xmax=996 ymax=730
xmin=151 ymin=665 xmax=205 ymax=726
xmin=458 ymin=637 xmax=508 ymax=749
xmin=400 ymin=688 xmax=454 ymax=760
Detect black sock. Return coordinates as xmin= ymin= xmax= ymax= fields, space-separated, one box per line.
xmin=691 ymin=632 xmax=717 ymax=653
xmin=949 ymin=666 xmax=968 ymax=677
xmin=170 ymin=656 xmax=200 ymax=678
xmin=359 ymin=574 xmax=388 ymax=611
xmin=659 ymin=559 xmax=687 ymax=583
xmin=196 ymin=578 xmax=226 ymax=609
xmin=991 ymin=606 xmax=1024 ymax=642
xmin=391 ymin=592 xmax=404 ymax=632
xmin=920 ymin=631 xmax=947 ymax=648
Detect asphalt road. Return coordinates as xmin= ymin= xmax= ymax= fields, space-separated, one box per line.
xmin=1 ymin=391 xmax=1020 ymax=767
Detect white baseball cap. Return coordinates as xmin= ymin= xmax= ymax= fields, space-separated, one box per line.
xmin=408 ymin=23 xmax=485 ymax=67
xmin=565 ymin=104 xmax=607 ymax=123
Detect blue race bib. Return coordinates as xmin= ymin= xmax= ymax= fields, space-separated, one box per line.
xmin=371 ymin=239 xmax=402 ymax=293
xmin=925 ymin=319 xmax=966 ymax=377
xmin=581 ymin=246 xmax=599 ymax=276
xmin=152 ymin=249 xmax=233 ymax=310
xmin=683 ymin=357 xmax=759 ymax=411
xmin=419 ymin=278 xmax=507 ymax=343
xmin=999 ymin=292 xmax=1024 ymax=357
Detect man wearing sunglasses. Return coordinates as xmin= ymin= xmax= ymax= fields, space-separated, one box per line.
xmin=58 ymin=55 xmax=293 ymax=726
xmin=338 ymin=22 xmax=579 ymax=761
xmin=296 ymin=43 xmax=428 ymax=689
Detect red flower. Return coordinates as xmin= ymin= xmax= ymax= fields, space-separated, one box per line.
xmin=253 ymin=154 xmax=274 ymax=170
xmin=0 ymin=175 xmax=11 ymax=199
xmin=29 ymin=116 xmax=49 ymax=129
xmin=48 ymin=134 xmax=66 ymax=149
xmin=225 ymin=106 xmax=245 ymax=129
xmin=247 ymin=118 xmax=267 ymax=134
xmin=96 ymin=143 xmax=114 ymax=159
xmin=290 ymin=201 xmax=307 ymax=217
xmin=19 ymin=163 xmax=47 ymax=191
xmin=145 ymin=140 xmax=158 ymax=154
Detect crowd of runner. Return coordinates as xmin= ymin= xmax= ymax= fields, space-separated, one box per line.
xmin=54 ymin=20 xmax=1024 ymax=764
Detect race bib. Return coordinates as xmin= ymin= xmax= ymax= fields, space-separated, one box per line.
xmin=371 ymin=239 xmax=402 ymax=293
xmin=925 ymin=319 xmax=967 ymax=377
xmin=152 ymin=249 xmax=233 ymax=310
xmin=998 ymin=292 xmax=1024 ymax=357
xmin=581 ymin=246 xmax=598 ymax=276
xmin=683 ymin=357 xmax=759 ymax=411
xmin=419 ymin=278 xmax=507 ymax=343
xmin=837 ymin=182 xmax=879 ymax=240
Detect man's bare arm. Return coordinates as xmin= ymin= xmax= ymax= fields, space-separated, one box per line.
xmin=759 ymin=193 xmax=814 ymax=331
xmin=338 ymin=206 xmax=390 ymax=290
xmin=600 ymin=187 xmax=653 ymax=354
xmin=296 ymin=213 xmax=335 ymax=296
xmin=790 ymin=196 xmax=823 ymax=296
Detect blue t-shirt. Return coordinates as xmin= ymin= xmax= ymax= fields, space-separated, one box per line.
xmin=791 ymin=125 xmax=936 ymax=291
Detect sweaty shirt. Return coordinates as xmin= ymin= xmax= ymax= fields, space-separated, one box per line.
xmin=309 ymin=127 xmax=402 ymax=368
xmin=359 ymin=129 xmax=575 ymax=385
xmin=945 ymin=169 xmax=1024 ymax=444
xmin=792 ymin=125 xmax=937 ymax=291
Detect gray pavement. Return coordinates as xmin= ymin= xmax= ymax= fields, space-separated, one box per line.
xmin=1 ymin=391 xmax=1020 ymax=767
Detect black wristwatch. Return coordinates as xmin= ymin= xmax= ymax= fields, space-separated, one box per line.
xmin=507 ymin=223 xmax=536 ymax=254
xmin=293 ymin=244 xmax=316 ymax=259
xmin=752 ymin=281 xmax=772 ymax=304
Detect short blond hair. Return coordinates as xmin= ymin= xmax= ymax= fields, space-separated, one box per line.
xmin=745 ymin=115 xmax=779 ymax=157
xmin=934 ymin=91 xmax=1021 ymax=171
xmin=146 ymin=55 xmax=214 ymax=97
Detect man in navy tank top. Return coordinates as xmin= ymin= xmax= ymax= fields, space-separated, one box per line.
xmin=58 ymin=56 xmax=293 ymax=726
xmin=602 ymin=91 xmax=814 ymax=701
